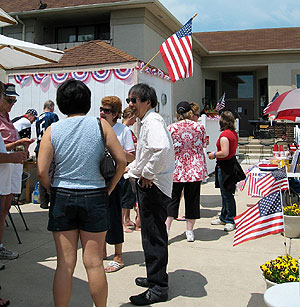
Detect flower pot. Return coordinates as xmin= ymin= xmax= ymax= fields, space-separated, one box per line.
xmin=263 ymin=276 xmax=277 ymax=289
xmin=284 ymin=215 xmax=300 ymax=238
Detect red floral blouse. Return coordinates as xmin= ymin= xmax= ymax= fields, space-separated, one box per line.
xmin=168 ymin=120 xmax=208 ymax=182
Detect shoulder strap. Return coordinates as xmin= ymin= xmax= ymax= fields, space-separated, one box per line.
xmin=97 ymin=117 xmax=106 ymax=146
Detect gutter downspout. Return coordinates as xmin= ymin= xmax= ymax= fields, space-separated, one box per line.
xmin=15 ymin=15 xmax=25 ymax=40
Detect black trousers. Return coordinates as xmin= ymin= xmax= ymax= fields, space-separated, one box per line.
xmin=167 ymin=181 xmax=201 ymax=219
xmin=136 ymin=183 xmax=169 ymax=293
xmin=106 ymin=182 xmax=124 ymax=245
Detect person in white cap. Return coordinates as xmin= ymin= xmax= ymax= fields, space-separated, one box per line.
xmin=0 ymin=82 xmax=33 ymax=261
xmin=13 ymin=108 xmax=38 ymax=138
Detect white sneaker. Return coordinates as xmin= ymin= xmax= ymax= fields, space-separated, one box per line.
xmin=0 ymin=246 xmax=19 ymax=260
xmin=224 ymin=223 xmax=236 ymax=232
xmin=186 ymin=230 xmax=195 ymax=242
xmin=211 ymin=218 xmax=226 ymax=225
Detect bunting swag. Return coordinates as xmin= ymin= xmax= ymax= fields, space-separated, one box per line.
xmin=113 ymin=68 xmax=134 ymax=80
xmin=51 ymin=73 xmax=70 ymax=84
xmin=32 ymin=73 xmax=48 ymax=84
xmin=70 ymin=71 xmax=90 ymax=83
xmin=91 ymin=70 xmax=112 ymax=82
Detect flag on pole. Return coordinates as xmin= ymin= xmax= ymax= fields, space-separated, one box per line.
xmin=254 ymin=167 xmax=289 ymax=197
xmin=159 ymin=18 xmax=193 ymax=83
xmin=215 ymin=92 xmax=226 ymax=111
xmin=233 ymin=191 xmax=284 ymax=246
xmin=247 ymin=172 xmax=266 ymax=196
xmin=263 ymin=91 xmax=279 ymax=114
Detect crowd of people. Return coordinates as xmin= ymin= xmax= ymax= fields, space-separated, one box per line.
xmin=0 ymin=79 xmax=241 ymax=307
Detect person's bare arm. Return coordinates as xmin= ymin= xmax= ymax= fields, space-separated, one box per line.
xmin=5 ymin=138 xmax=34 ymax=152
xmin=102 ymin=119 xmax=127 ymax=195
xmin=37 ymin=127 xmax=54 ymax=192
xmin=208 ymin=136 xmax=230 ymax=160
xmin=0 ymin=151 xmax=26 ymax=164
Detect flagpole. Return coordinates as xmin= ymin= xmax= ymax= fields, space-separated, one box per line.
xmin=141 ymin=13 xmax=198 ymax=72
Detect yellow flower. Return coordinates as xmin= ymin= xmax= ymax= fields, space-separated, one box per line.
xmin=292 ymin=203 xmax=297 ymax=209
xmin=265 ymin=261 xmax=271 ymax=268
xmin=260 ymin=265 xmax=268 ymax=272
xmin=266 ymin=270 xmax=272 ymax=277
xmin=280 ymin=272 xmax=286 ymax=279
xmin=288 ymin=275 xmax=297 ymax=282
xmin=290 ymin=265 xmax=298 ymax=274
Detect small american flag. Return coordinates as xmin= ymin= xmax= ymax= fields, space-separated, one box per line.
xmin=263 ymin=91 xmax=279 ymax=114
xmin=238 ymin=165 xmax=257 ymax=191
xmin=215 ymin=92 xmax=225 ymax=112
xmin=160 ymin=18 xmax=193 ymax=83
xmin=247 ymin=172 xmax=265 ymax=196
xmin=255 ymin=167 xmax=289 ymax=197
xmin=233 ymin=191 xmax=284 ymax=246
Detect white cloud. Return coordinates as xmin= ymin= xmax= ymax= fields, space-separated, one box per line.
xmin=159 ymin=0 xmax=300 ymax=32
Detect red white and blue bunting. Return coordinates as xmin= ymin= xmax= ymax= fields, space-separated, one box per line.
xmin=51 ymin=73 xmax=70 ymax=84
xmin=12 ymin=63 xmax=168 ymax=87
xmin=135 ymin=62 xmax=171 ymax=81
xmin=70 ymin=71 xmax=90 ymax=83
xmin=113 ymin=68 xmax=134 ymax=80
xmin=32 ymin=73 xmax=49 ymax=84
xmin=91 ymin=70 xmax=111 ymax=82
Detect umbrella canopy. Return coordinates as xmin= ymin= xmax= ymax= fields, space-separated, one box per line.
xmin=0 ymin=8 xmax=17 ymax=27
xmin=264 ymin=89 xmax=300 ymax=121
xmin=0 ymin=34 xmax=64 ymax=69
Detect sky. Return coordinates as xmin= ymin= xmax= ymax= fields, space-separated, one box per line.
xmin=159 ymin=0 xmax=300 ymax=32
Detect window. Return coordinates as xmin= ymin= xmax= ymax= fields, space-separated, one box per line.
xmin=297 ymin=75 xmax=300 ymax=88
xmin=56 ymin=24 xmax=110 ymax=43
xmin=222 ymin=72 xmax=254 ymax=99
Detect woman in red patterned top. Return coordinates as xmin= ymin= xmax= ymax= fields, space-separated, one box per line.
xmin=166 ymin=101 xmax=208 ymax=242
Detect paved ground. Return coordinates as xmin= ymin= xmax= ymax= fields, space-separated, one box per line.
xmin=1 ymin=175 xmax=299 ymax=307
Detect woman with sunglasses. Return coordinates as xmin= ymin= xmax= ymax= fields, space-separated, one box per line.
xmin=100 ymin=96 xmax=135 ymax=273
xmin=166 ymin=101 xmax=208 ymax=242
xmin=0 ymin=82 xmax=33 ymax=262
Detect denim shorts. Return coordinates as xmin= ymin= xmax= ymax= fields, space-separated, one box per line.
xmin=48 ymin=187 xmax=110 ymax=233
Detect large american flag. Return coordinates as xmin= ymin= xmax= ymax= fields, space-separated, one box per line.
xmin=233 ymin=191 xmax=284 ymax=246
xmin=215 ymin=92 xmax=226 ymax=112
xmin=263 ymin=91 xmax=279 ymax=115
xmin=255 ymin=167 xmax=289 ymax=197
xmin=159 ymin=18 xmax=193 ymax=83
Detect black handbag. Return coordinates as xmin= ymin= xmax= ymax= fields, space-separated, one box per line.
xmin=97 ymin=117 xmax=116 ymax=180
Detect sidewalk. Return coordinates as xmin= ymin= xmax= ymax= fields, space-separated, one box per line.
xmin=1 ymin=176 xmax=299 ymax=307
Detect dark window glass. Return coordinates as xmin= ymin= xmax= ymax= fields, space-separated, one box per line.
xmin=78 ymin=26 xmax=95 ymax=42
xmin=57 ymin=27 xmax=76 ymax=43
xmin=222 ymin=72 xmax=254 ymax=99
xmin=297 ymin=75 xmax=300 ymax=88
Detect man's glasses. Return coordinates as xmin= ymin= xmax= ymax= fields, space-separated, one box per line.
xmin=126 ymin=97 xmax=137 ymax=104
xmin=4 ymin=96 xmax=16 ymax=104
xmin=100 ymin=107 xmax=112 ymax=114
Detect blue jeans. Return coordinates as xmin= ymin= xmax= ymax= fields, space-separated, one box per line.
xmin=218 ymin=168 xmax=236 ymax=224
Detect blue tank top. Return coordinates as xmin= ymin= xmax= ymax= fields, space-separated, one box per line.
xmin=51 ymin=116 xmax=105 ymax=189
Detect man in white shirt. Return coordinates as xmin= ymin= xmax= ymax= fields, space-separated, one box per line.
xmin=127 ymin=83 xmax=174 ymax=305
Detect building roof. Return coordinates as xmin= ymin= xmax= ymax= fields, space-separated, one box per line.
xmin=0 ymin=0 xmax=129 ymax=12
xmin=194 ymin=27 xmax=300 ymax=53
xmin=15 ymin=40 xmax=138 ymax=70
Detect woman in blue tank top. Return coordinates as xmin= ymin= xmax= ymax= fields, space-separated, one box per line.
xmin=37 ymin=79 xmax=126 ymax=307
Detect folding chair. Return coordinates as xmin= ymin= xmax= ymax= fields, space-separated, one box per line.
xmin=6 ymin=171 xmax=30 ymax=244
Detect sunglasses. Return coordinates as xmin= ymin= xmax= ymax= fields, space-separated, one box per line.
xmin=100 ymin=107 xmax=113 ymax=114
xmin=126 ymin=97 xmax=137 ymax=104
xmin=4 ymin=96 xmax=17 ymax=104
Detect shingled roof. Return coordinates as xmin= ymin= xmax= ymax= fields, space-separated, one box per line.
xmin=194 ymin=27 xmax=300 ymax=53
xmin=16 ymin=40 xmax=138 ymax=70
xmin=0 ymin=0 xmax=129 ymax=12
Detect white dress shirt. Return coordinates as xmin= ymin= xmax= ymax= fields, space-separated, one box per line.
xmin=128 ymin=109 xmax=175 ymax=197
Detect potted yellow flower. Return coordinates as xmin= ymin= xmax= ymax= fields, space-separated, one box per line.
xmin=260 ymin=254 xmax=299 ymax=288
xmin=283 ymin=203 xmax=300 ymax=238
